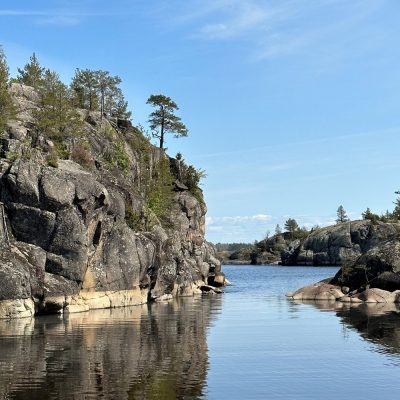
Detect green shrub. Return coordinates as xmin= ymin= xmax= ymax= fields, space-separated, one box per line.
xmin=125 ymin=205 xmax=144 ymax=231
xmin=54 ymin=140 xmax=69 ymax=159
xmin=146 ymin=157 xmax=174 ymax=228
xmin=46 ymin=151 xmax=59 ymax=168
xmin=126 ymin=127 xmax=152 ymax=186
xmin=5 ymin=150 xmax=19 ymax=162
xmin=104 ymin=139 xmax=130 ymax=173
xmin=113 ymin=140 xmax=130 ymax=172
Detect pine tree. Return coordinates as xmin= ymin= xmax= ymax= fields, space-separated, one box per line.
xmin=0 ymin=47 xmax=16 ymax=134
xmin=16 ymin=52 xmax=45 ymax=89
xmin=362 ymin=207 xmax=379 ymax=223
xmin=33 ymin=69 xmax=83 ymax=157
xmin=94 ymin=70 xmax=122 ymax=120
xmin=71 ymin=69 xmax=131 ymax=120
xmin=392 ymin=191 xmax=400 ymax=219
xmin=70 ymin=68 xmax=99 ymax=110
xmin=284 ymin=218 xmax=299 ymax=238
xmin=147 ymin=94 xmax=188 ymax=149
xmin=336 ymin=205 xmax=349 ymax=223
xmin=275 ymin=224 xmax=282 ymax=235
xmin=110 ymin=89 xmax=131 ymax=120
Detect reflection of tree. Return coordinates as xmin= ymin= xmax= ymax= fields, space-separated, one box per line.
xmin=0 ymin=296 xmax=222 ymax=400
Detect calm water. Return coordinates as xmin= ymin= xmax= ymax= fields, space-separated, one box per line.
xmin=1 ymin=265 xmax=400 ymax=399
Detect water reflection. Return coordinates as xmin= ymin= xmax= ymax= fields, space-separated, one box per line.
xmin=0 ymin=296 xmax=222 ymax=400
xmin=292 ymin=299 xmax=400 ymax=357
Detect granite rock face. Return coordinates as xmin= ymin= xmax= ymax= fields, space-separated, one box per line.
xmin=331 ymin=239 xmax=400 ymax=291
xmin=0 ymin=84 xmax=222 ymax=318
xmin=281 ymin=220 xmax=400 ymax=266
xmin=219 ymin=220 xmax=400 ymax=266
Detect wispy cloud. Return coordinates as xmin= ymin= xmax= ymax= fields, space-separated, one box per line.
xmin=206 ymin=214 xmax=272 ymax=225
xmin=205 ymin=213 xmax=272 ymax=242
xmin=0 ymin=7 xmax=115 ymax=26
xmin=193 ymin=1 xmax=276 ymax=40
xmin=192 ymin=126 xmax=400 ymax=160
xmin=35 ymin=16 xmax=81 ymax=27
xmin=162 ymin=0 xmax=388 ymax=62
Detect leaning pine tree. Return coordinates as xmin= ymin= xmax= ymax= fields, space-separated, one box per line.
xmin=147 ymin=94 xmax=188 ymax=149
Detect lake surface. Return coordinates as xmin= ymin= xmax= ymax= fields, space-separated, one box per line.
xmin=1 ymin=265 xmax=400 ymax=399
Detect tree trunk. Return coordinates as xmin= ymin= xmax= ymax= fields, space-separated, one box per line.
xmin=160 ymin=122 xmax=164 ymax=149
xmin=159 ymin=108 xmax=165 ymax=149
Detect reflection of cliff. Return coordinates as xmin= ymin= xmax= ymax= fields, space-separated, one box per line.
xmin=292 ymin=299 xmax=400 ymax=357
xmin=0 ymin=296 xmax=222 ymax=400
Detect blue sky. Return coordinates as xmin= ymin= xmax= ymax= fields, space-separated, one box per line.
xmin=1 ymin=0 xmax=400 ymax=243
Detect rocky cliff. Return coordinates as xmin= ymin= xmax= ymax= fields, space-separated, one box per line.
xmin=281 ymin=220 xmax=400 ymax=266
xmin=0 ymin=84 xmax=223 ymax=319
xmin=218 ymin=220 xmax=400 ymax=270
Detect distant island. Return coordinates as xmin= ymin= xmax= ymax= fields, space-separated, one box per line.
xmin=215 ymin=203 xmax=400 ymax=268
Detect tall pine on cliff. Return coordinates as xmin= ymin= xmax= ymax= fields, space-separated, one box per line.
xmin=0 ymin=48 xmax=16 ymax=134
xmin=70 ymin=68 xmax=100 ymax=110
xmin=336 ymin=205 xmax=349 ymax=223
xmin=284 ymin=218 xmax=299 ymax=239
xmin=147 ymin=94 xmax=188 ymax=149
xmin=32 ymin=69 xmax=84 ymax=158
xmin=70 ymin=68 xmax=131 ymax=119
xmin=16 ymin=52 xmax=45 ymax=89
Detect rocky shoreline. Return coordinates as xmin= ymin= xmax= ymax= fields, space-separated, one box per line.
xmin=287 ymin=237 xmax=400 ymax=304
xmin=287 ymin=282 xmax=400 ymax=303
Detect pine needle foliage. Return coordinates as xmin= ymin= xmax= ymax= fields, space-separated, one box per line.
xmin=0 ymin=47 xmax=16 ymax=134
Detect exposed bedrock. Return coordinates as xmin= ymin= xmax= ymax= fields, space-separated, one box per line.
xmin=0 ymin=159 xmax=223 ymax=318
xmin=281 ymin=220 xmax=400 ymax=266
